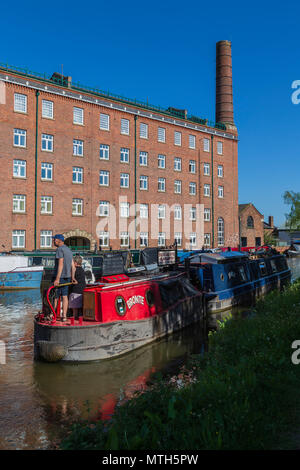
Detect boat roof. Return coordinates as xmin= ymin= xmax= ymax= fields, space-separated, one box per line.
xmin=189 ymin=251 xmax=248 ymax=264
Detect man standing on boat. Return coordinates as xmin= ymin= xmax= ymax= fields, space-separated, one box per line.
xmin=52 ymin=234 xmax=75 ymax=322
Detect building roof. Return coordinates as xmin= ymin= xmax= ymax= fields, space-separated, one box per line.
xmin=238 ymin=203 xmax=263 ymax=217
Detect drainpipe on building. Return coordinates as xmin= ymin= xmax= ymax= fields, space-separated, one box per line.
xmin=211 ymin=135 xmax=214 ymax=248
xmin=34 ymin=90 xmax=40 ymax=251
xmin=134 ymin=115 xmax=138 ymax=249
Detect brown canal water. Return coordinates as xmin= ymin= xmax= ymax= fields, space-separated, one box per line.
xmin=1 ymin=257 xmax=299 ymax=450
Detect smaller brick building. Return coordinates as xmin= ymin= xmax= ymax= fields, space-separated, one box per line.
xmin=239 ymin=203 xmax=264 ymax=247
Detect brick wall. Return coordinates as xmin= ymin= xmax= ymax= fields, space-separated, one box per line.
xmin=0 ymin=72 xmax=238 ymax=251
xmin=239 ymin=204 xmax=264 ymax=247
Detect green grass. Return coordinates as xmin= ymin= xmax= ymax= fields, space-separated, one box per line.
xmin=60 ymin=280 xmax=300 ymax=450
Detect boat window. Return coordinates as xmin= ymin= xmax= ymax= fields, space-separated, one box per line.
xmin=42 ymin=257 xmax=55 ymax=268
xmin=238 ymin=266 xmax=247 ymax=281
xmin=259 ymin=262 xmax=267 ymax=276
xmin=270 ymin=259 xmax=277 ymax=273
xmin=115 ymin=296 xmax=126 ymax=316
xmin=92 ymin=257 xmax=103 ymax=267
xmin=145 ymin=289 xmax=155 ymax=307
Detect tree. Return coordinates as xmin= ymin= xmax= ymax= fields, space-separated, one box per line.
xmin=283 ymin=191 xmax=300 ymax=230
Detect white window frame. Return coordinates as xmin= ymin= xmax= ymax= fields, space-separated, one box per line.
xmin=99 ymin=201 xmax=109 ymax=217
xmin=189 ymin=182 xmax=196 ymax=195
xmin=120 ymin=202 xmax=130 ymax=218
xmin=204 ymin=184 xmax=211 ymax=197
xmin=13 ymin=159 xmax=26 ymax=178
xmin=158 ymin=204 xmax=166 ymax=219
xmin=218 ymin=186 xmax=224 ymax=198
xmin=218 ymin=218 xmax=225 ymax=246
xmin=139 ymin=151 xmax=148 ymax=166
xmin=120 ymin=231 xmax=130 ymax=247
xmin=174 ymin=180 xmax=182 ymax=194
xmin=99 ymin=170 xmax=109 ymax=186
xmin=100 ymin=144 xmax=109 ymax=160
xmin=14 ymin=93 xmax=27 ymax=113
xmin=174 ymin=232 xmax=182 ymax=247
xmin=190 ymin=233 xmax=197 ymax=247
xmin=189 ymin=160 xmax=196 ymax=174
xmin=41 ymin=196 xmax=53 ymax=214
xmin=41 ymin=162 xmax=53 ymax=181
xmin=73 ymin=107 xmax=84 ymax=125
xmin=217 ymin=141 xmax=223 ymax=155
xmin=72 ymin=167 xmax=83 ymax=184
xmin=99 ymin=231 xmax=109 ymax=247
xmin=204 ymin=163 xmax=210 ymax=176
xmin=218 ymin=165 xmax=224 ymax=178
xmin=140 ymin=204 xmax=148 ymax=218
xmin=203 ymin=138 xmax=210 ymax=152
xmin=72 ymin=198 xmax=83 ymax=216
xmin=73 ymin=139 xmax=84 ymax=156
xmin=140 ymin=232 xmax=148 ymax=247
xmin=174 ymin=205 xmax=182 ymax=220
xmin=204 ymin=233 xmax=211 ymax=246
xmin=12 ymin=230 xmax=25 ymax=248
xmin=100 ymin=113 xmax=110 ymax=131
xmin=13 ymin=128 xmax=26 ymax=148
xmin=120 ymin=173 xmax=129 ymax=188
xmin=42 ymin=100 xmax=54 ymax=119
xmin=158 ymin=232 xmax=166 ymax=247
xmin=140 ymin=175 xmax=148 ymax=191
xmin=140 ymin=122 xmax=148 ymax=139
xmin=174 ymin=131 xmax=182 ymax=146
xmin=41 ymin=134 xmax=53 ymax=152
xmin=190 ymin=207 xmax=196 ymax=221
xmin=158 ymin=154 xmax=166 ymax=169
xmin=40 ymin=230 xmax=53 ymax=248
xmin=189 ymin=134 xmax=196 ymax=149
xmin=204 ymin=208 xmax=211 ymax=221
xmin=13 ymin=194 xmax=26 ymax=213
xmin=120 ymin=147 xmax=130 ymax=163
xmin=158 ymin=127 xmax=166 ymax=143
xmin=158 ymin=177 xmax=166 ymax=192
xmin=121 ymin=118 xmax=130 ymax=135
xmin=174 ymin=157 xmax=182 ymax=172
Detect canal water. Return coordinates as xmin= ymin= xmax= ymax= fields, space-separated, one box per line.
xmin=1 ymin=257 xmax=300 ymax=450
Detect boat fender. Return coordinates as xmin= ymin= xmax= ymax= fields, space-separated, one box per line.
xmin=37 ymin=340 xmax=67 ymax=363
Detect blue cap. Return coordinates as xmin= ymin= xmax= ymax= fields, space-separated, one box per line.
xmin=52 ymin=234 xmax=64 ymax=242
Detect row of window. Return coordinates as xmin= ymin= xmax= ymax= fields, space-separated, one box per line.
xmin=13 ymin=160 xmax=224 ymax=195
xmin=11 ymin=229 xmax=223 ymax=249
xmin=11 ymin=195 xmax=216 ymax=219
xmin=13 ymin=130 xmax=223 ymax=175
xmin=13 ymin=93 xmax=224 ymax=153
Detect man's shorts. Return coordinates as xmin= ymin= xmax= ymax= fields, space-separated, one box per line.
xmin=54 ymin=278 xmax=71 ymax=298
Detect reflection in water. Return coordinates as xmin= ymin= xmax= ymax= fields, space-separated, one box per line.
xmin=1 ymin=257 xmax=299 ymax=450
xmin=0 ymin=288 xmax=205 ymax=450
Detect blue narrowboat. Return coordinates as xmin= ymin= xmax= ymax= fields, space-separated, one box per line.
xmin=0 ymin=255 xmax=44 ymax=290
xmin=178 ymin=250 xmax=291 ymax=313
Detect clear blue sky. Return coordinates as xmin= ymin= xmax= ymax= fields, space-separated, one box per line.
xmin=1 ymin=0 xmax=299 ymax=227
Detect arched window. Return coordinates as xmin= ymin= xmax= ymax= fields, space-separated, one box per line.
xmin=247 ymin=216 xmax=254 ymax=228
xmin=217 ymin=217 xmax=224 ymax=246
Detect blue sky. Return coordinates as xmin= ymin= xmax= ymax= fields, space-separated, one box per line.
xmin=1 ymin=0 xmax=299 ymax=227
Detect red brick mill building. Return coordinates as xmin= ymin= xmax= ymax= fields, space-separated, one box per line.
xmin=0 ymin=41 xmax=239 ymax=252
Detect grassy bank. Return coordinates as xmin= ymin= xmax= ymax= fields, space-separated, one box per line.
xmin=60 ymin=280 xmax=300 ymax=450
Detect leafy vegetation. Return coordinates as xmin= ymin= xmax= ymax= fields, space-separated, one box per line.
xmin=283 ymin=190 xmax=300 ymax=230
xmin=60 ymin=280 xmax=300 ymax=450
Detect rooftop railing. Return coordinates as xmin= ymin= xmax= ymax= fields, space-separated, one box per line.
xmin=0 ymin=62 xmax=226 ymax=131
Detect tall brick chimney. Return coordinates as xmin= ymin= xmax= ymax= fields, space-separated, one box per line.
xmin=216 ymin=40 xmax=236 ymax=129
xmin=268 ymin=216 xmax=274 ymax=228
